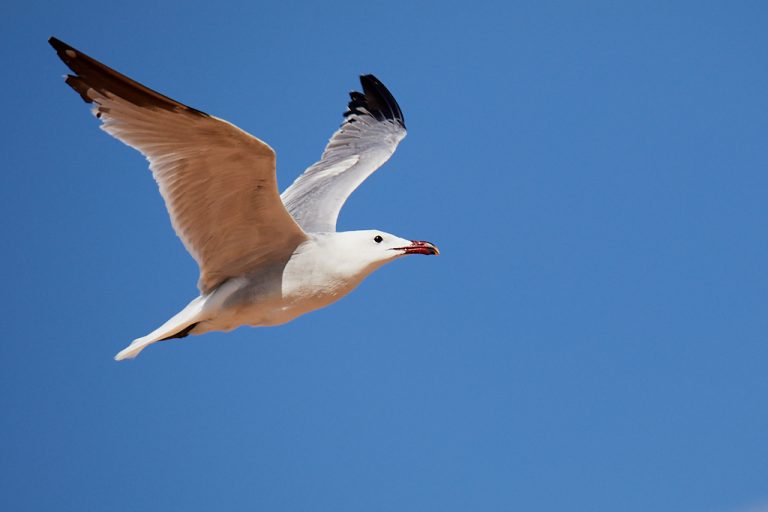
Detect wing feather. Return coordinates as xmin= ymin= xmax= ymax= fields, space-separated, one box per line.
xmin=281 ymin=75 xmax=407 ymax=233
xmin=50 ymin=37 xmax=307 ymax=294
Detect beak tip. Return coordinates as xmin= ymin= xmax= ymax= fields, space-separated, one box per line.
xmin=405 ymin=240 xmax=440 ymax=256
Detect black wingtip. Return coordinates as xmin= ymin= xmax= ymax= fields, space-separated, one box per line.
xmin=344 ymin=74 xmax=405 ymax=129
xmin=48 ymin=37 xmax=79 ymax=72
xmin=48 ymin=36 xmax=209 ymax=117
xmin=48 ymin=36 xmax=66 ymax=50
xmin=48 ymin=37 xmax=80 ymax=67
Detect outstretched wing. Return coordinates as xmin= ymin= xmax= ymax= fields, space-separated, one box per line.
xmin=49 ymin=37 xmax=307 ymax=294
xmin=280 ymin=75 xmax=407 ymax=233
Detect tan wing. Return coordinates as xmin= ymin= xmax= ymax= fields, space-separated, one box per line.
xmin=49 ymin=37 xmax=307 ymax=294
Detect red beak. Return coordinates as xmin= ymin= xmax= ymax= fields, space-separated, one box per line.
xmin=394 ymin=240 xmax=440 ymax=256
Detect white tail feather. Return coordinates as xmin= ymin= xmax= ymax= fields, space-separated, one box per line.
xmin=114 ymin=296 xmax=207 ymax=361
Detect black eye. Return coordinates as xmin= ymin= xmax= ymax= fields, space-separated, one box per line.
xmin=374 ymin=235 xmax=383 ymax=243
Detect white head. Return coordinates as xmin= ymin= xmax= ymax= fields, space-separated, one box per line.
xmin=312 ymin=229 xmax=439 ymax=277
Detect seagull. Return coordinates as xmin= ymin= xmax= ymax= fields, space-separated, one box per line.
xmin=49 ymin=37 xmax=439 ymax=361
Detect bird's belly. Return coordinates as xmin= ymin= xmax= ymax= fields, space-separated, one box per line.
xmin=257 ymin=284 xmax=352 ymax=326
xmin=199 ymin=278 xmax=355 ymax=333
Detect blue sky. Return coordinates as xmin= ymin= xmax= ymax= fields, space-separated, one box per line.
xmin=2 ymin=1 xmax=768 ymax=511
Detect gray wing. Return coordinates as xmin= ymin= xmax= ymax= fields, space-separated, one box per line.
xmin=280 ymin=75 xmax=407 ymax=233
xmin=50 ymin=37 xmax=307 ymax=294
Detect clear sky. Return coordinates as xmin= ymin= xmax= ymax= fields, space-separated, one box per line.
xmin=2 ymin=1 xmax=767 ymax=511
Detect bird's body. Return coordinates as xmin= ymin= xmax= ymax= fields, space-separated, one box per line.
xmin=188 ymin=231 xmax=412 ymax=333
xmin=49 ymin=38 xmax=438 ymax=360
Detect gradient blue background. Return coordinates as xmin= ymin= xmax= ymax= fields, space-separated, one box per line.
xmin=2 ymin=1 xmax=767 ymax=511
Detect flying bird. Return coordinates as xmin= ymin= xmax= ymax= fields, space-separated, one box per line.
xmin=49 ymin=37 xmax=439 ymax=361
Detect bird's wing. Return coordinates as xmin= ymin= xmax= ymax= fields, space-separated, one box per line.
xmin=49 ymin=37 xmax=307 ymax=294
xmin=280 ymin=75 xmax=407 ymax=233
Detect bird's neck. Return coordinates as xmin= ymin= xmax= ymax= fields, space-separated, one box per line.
xmin=285 ymin=235 xmax=384 ymax=292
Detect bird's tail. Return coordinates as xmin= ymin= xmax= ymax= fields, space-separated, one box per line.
xmin=114 ymin=296 xmax=207 ymax=361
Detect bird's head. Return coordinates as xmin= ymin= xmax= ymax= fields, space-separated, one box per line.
xmin=318 ymin=230 xmax=439 ymax=275
xmin=364 ymin=230 xmax=439 ymax=258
